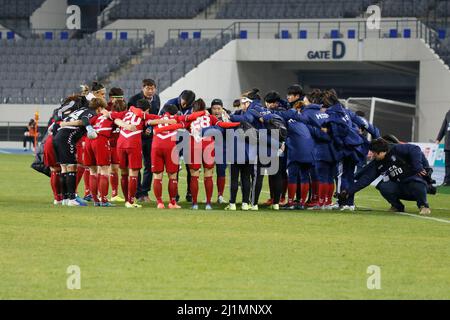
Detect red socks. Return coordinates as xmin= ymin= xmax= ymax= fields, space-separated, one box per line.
xmin=326 ymin=183 xmax=335 ymax=205
xmin=75 ymin=166 xmax=85 ymax=193
xmin=168 ymin=178 xmax=178 ymax=205
xmin=288 ymin=183 xmax=297 ymax=205
xmin=318 ymin=183 xmax=328 ymax=206
xmin=128 ymin=176 xmax=138 ymax=204
xmin=190 ymin=176 xmax=199 ymax=205
xmin=312 ymin=181 xmax=319 ymax=203
xmin=217 ymin=176 xmax=225 ymax=197
xmin=110 ymin=172 xmax=119 ymax=197
xmin=99 ymin=175 xmax=109 ymax=203
xmin=121 ymin=174 xmax=128 ymax=203
xmin=153 ymin=178 xmax=163 ymax=203
xmin=50 ymin=171 xmax=62 ymax=201
xmin=204 ymin=176 xmax=213 ymax=205
xmin=83 ymin=169 xmax=90 ymax=196
xmin=300 ymin=183 xmax=309 ymax=206
xmin=89 ymin=173 xmax=99 ymax=202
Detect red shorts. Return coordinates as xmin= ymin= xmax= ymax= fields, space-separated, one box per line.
xmin=43 ymin=135 xmax=58 ymax=167
xmin=110 ymin=145 xmax=119 ymax=165
xmin=117 ymin=147 xmax=142 ymax=170
xmin=84 ymin=136 xmax=111 ymax=166
xmin=151 ymin=146 xmax=179 ymax=173
xmin=188 ymin=140 xmax=215 ymax=171
xmin=76 ymin=137 xmax=85 ymax=165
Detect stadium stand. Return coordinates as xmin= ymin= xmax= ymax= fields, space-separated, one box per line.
xmin=216 ymin=0 xmax=374 ymax=19
xmin=0 ymin=0 xmax=450 ymax=104
xmin=110 ymin=34 xmax=232 ymax=97
xmin=0 ymin=37 xmax=150 ymax=104
xmin=108 ymin=0 xmax=215 ymax=20
xmin=0 ymin=0 xmax=45 ymax=37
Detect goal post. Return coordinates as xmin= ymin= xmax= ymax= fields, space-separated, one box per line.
xmin=344 ymin=97 xmax=417 ymax=142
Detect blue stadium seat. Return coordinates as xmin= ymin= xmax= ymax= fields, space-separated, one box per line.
xmin=389 ymin=29 xmax=398 ymax=38
xmin=60 ymin=32 xmax=69 ymax=40
xmin=299 ymin=30 xmax=307 ymax=39
xmin=105 ymin=32 xmax=113 ymax=40
xmin=348 ymin=29 xmax=356 ymax=39
xmin=239 ymin=30 xmax=247 ymax=39
xmin=120 ymin=32 xmax=128 ymax=40
xmin=330 ymin=30 xmax=339 ymax=39
xmin=193 ymin=31 xmax=201 ymax=39
xmin=403 ymin=29 xmax=411 ymax=38
xmin=281 ymin=30 xmax=290 ymax=39
xmin=45 ymin=32 xmax=53 ymax=40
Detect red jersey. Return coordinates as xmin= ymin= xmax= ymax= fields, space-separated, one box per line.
xmin=111 ymin=110 xmax=159 ymax=149
xmin=189 ymin=114 xmax=219 ymax=143
xmin=93 ymin=114 xmax=115 ymax=138
xmin=150 ymin=113 xmax=187 ymax=149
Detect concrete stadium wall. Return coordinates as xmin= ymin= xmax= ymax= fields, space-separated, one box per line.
xmin=159 ymin=38 xmax=450 ymax=142
xmin=0 ymin=104 xmax=56 ymax=125
xmin=30 ymin=0 xmax=68 ymax=30
xmin=159 ymin=41 xmax=240 ymax=108
xmin=102 ymin=18 xmax=420 ymax=47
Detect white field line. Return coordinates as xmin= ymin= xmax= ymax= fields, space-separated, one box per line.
xmin=396 ymin=212 xmax=450 ymax=224
xmin=260 ymin=188 xmax=450 ymax=224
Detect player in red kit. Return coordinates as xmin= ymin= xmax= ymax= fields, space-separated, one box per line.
xmin=84 ymin=98 xmax=129 ymax=207
xmin=107 ymin=88 xmax=127 ymax=202
xmin=134 ymin=104 xmax=207 ymax=209
xmin=102 ymin=99 xmax=175 ymax=208
xmin=43 ymin=112 xmax=62 ymax=205
xmin=154 ymin=100 xmax=240 ymax=210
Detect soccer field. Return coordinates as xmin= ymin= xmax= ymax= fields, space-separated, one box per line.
xmin=0 ymin=154 xmax=449 ymax=300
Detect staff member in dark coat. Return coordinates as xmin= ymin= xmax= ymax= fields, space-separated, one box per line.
xmin=339 ymin=138 xmax=432 ymax=215
xmin=128 ymin=79 xmax=161 ymax=202
xmin=435 ymin=109 xmax=450 ymax=186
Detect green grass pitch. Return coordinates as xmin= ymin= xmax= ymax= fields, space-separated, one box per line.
xmin=0 ymin=154 xmax=449 ymax=299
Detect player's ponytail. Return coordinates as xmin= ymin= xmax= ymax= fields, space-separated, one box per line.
xmin=322 ymin=89 xmax=340 ymax=108
xmin=193 ymin=98 xmax=206 ymax=112
xmin=242 ymin=88 xmax=261 ymax=101
xmin=91 ymin=81 xmax=104 ymax=93
xmin=112 ymin=99 xmax=127 ymax=112
xmin=89 ymin=97 xmax=107 ymax=111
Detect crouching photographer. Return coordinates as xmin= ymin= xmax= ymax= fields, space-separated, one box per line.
xmin=339 ymin=138 xmax=435 ymax=215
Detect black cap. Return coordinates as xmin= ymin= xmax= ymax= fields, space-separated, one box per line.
xmin=211 ymin=98 xmax=223 ymax=107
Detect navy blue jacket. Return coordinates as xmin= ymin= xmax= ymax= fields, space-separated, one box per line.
xmin=162 ymin=97 xmax=192 ymax=115
xmin=264 ymin=108 xmax=314 ymax=164
xmin=349 ymin=143 xmax=428 ymax=194
xmin=326 ymin=103 xmax=364 ymax=161
xmin=301 ymin=104 xmax=334 ymax=162
xmin=230 ymin=100 xmax=270 ymax=130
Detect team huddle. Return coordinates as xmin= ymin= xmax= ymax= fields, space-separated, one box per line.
xmin=41 ymin=79 xmax=433 ymax=214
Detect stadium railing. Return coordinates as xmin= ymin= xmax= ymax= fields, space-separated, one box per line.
xmin=159 ymin=18 xmax=441 ymax=89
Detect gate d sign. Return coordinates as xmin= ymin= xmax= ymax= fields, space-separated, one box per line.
xmin=307 ymin=41 xmax=346 ymax=60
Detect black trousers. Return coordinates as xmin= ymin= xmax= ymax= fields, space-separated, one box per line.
xmin=23 ymin=136 xmax=35 ymax=148
xmin=250 ymin=162 xmax=265 ymax=206
xmin=445 ymin=151 xmax=450 ymax=184
xmin=229 ymin=164 xmax=252 ymax=204
xmin=268 ymin=163 xmax=286 ymax=204
xmin=377 ymin=180 xmax=429 ymax=210
xmin=137 ymin=138 xmax=152 ymax=198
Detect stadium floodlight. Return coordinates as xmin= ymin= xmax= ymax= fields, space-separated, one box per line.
xmin=344 ymin=97 xmax=416 ymax=142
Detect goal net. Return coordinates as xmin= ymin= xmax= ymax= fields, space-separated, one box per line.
xmin=343 ymin=97 xmax=416 ymax=142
